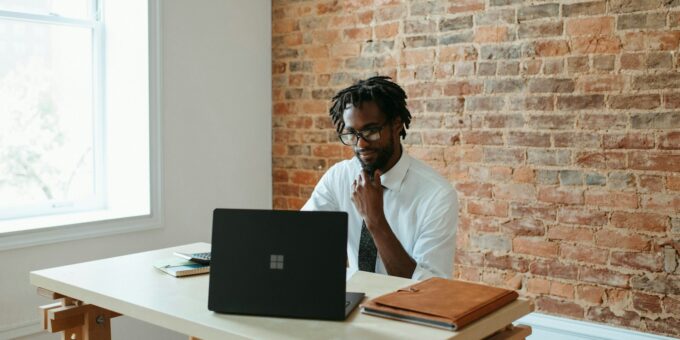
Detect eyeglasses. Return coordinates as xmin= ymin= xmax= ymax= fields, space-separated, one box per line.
xmin=337 ymin=121 xmax=389 ymax=146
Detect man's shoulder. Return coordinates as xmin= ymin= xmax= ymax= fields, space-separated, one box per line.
xmin=322 ymin=157 xmax=358 ymax=179
xmin=405 ymin=156 xmax=456 ymax=197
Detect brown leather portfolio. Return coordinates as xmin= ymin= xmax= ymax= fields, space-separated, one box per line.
xmin=360 ymin=277 xmax=519 ymax=331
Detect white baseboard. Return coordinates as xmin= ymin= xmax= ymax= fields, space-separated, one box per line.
xmin=0 ymin=320 xmax=41 ymax=340
xmin=2 ymin=313 xmax=675 ymax=340
xmin=517 ymin=313 xmax=675 ymax=340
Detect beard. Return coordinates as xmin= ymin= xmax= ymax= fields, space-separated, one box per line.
xmin=355 ymin=142 xmax=394 ymax=177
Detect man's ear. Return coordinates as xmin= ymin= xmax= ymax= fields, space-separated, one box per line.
xmin=392 ymin=117 xmax=403 ymax=134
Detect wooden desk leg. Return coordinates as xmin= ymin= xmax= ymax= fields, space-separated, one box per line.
xmin=485 ymin=324 xmax=532 ymax=340
xmin=38 ymin=288 xmax=121 ymax=340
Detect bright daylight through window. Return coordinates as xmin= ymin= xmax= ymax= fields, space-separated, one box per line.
xmin=0 ymin=0 xmax=157 ymax=244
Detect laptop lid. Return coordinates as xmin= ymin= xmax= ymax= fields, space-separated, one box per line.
xmin=208 ymin=208 xmax=349 ymax=320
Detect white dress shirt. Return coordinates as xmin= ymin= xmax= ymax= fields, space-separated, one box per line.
xmin=302 ymin=151 xmax=458 ymax=280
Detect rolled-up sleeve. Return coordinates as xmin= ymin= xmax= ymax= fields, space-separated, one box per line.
xmin=410 ymin=189 xmax=458 ymax=280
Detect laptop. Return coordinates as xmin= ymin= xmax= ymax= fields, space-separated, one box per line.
xmin=208 ymin=208 xmax=365 ymax=320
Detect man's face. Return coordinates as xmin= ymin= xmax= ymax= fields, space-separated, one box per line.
xmin=342 ymin=101 xmax=402 ymax=174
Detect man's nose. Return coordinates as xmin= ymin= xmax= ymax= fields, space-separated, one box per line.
xmin=356 ymin=135 xmax=371 ymax=148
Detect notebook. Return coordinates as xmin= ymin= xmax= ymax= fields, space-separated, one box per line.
xmin=361 ymin=277 xmax=519 ymax=331
xmin=153 ymin=257 xmax=210 ymax=277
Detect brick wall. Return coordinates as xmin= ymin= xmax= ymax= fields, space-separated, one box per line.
xmin=271 ymin=0 xmax=680 ymax=336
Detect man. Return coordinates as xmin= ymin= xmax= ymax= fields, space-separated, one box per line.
xmin=302 ymin=76 xmax=458 ymax=280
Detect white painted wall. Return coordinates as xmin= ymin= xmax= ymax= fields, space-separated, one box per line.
xmin=1 ymin=1 xmax=272 ymax=339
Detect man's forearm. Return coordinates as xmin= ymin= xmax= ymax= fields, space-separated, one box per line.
xmin=367 ymin=216 xmax=416 ymax=278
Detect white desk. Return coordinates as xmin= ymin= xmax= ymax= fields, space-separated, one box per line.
xmin=30 ymin=243 xmax=533 ymax=339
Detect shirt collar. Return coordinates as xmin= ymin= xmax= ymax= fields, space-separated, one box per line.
xmin=379 ymin=150 xmax=410 ymax=192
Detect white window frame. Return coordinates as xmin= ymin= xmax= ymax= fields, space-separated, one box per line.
xmin=0 ymin=0 xmax=163 ymax=251
xmin=0 ymin=2 xmax=107 ymax=222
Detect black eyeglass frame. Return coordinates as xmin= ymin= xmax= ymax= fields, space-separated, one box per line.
xmin=337 ymin=121 xmax=391 ymax=146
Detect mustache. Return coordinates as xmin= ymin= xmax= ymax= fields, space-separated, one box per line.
xmin=355 ymin=148 xmax=378 ymax=153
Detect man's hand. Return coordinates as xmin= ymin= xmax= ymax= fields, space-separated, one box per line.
xmin=351 ymin=169 xmax=385 ymax=227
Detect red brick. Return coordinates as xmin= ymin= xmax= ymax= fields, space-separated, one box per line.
xmin=609 ymin=94 xmax=660 ymax=110
xmin=585 ymin=190 xmax=638 ymax=209
xmin=532 ymin=40 xmax=570 ymax=57
xmin=576 ymin=151 xmax=627 ymax=169
xmin=566 ymin=16 xmax=614 ymax=36
xmin=331 ymin=43 xmax=360 ymax=57
xmin=611 ymin=251 xmax=663 ymax=272
xmin=448 ymin=1 xmax=485 ymax=14
xmin=668 ymin=175 xmax=680 ymax=191
xmin=665 ymin=93 xmax=680 ymax=109
xmin=402 ymin=49 xmax=435 ymax=65
xmin=547 ymin=225 xmax=594 ymax=243
xmin=577 ymin=285 xmax=605 ymax=305
xmin=474 ymin=26 xmax=509 ymax=43
xmin=422 ymin=131 xmax=460 ymax=145
xmin=659 ymin=131 xmax=680 ymax=150
xmin=287 ymin=197 xmax=307 ymax=209
xmin=455 ymin=250 xmax=484 ymax=267
xmin=571 ymin=35 xmax=621 ymax=54
xmin=456 ymin=182 xmax=493 ymax=198
xmin=511 ymin=203 xmax=558 ymax=221
xmin=550 ymin=281 xmax=575 ymax=299
xmin=580 ymin=267 xmax=630 ymax=288
xmin=311 ymin=30 xmax=341 ymax=44
xmin=311 ymin=144 xmax=342 ymax=158
xmin=513 ymin=237 xmax=559 ymax=258
xmin=622 ymin=31 xmax=680 ymax=51
xmin=603 ymin=133 xmax=655 ymax=149
xmin=595 ymin=229 xmax=650 ymax=251
xmin=494 ymin=183 xmax=537 ymax=203
xmin=561 ymin=243 xmax=608 ymax=265
xmin=463 ymin=131 xmax=504 ymax=146
xmin=484 ymin=253 xmax=529 ymax=272
xmin=530 ymin=259 xmax=579 ymax=280
xmin=468 ymin=200 xmax=509 ymax=217
xmin=538 ymin=187 xmax=584 ymax=205
xmin=344 ymin=27 xmax=371 ymax=40
xmin=290 ymin=170 xmax=320 ymax=185
xmin=579 ymin=75 xmax=625 ymax=93
xmin=304 ymin=46 xmax=330 ymax=59
xmin=506 ymin=132 xmax=550 ymax=147
xmin=375 ymin=22 xmax=399 ymax=39
xmin=629 ymin=152 xmax=680 ymax=172
xmin=502 ymin=217 xmax=545 ymax=236
xmin=639 ymin=175 xmax=665 ymax=192
xmin=663 ymin=296 xmax=680 ymax=314
xmin=558 ymin=207 xmax=608 ymax=226
xmin=527 ymin=278 xmax=551 ymax=295
xmin=513 ymin=167 xmax=535 ymax=183
xmin=439 ymin=46 xmax=478 ymax=62
xmin=274 ymin=183 xmax=300 ymax=197
xmin=536 ymin=296 xmax=584 ymax=318
xmin=632 ymin=291 xmax=663 ymax=314
xmin=611 ymin=212 xmax=668 ymax=233
xmin=443 ymin=81 xmax=483 ymax=96
xmin=273 ymin=169 xmax=289 ymax=183
xmin=273 ymin=19 xmax=299 ymax=34
xmin=641 ymin=193 xmax=680 ymax=212
xmin=587 ymin=307 xmax=641 ymax=329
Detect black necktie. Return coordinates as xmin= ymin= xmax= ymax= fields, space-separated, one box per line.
xmin=358 ymin=220 xmax=377 ymax=272
xmin=358 ymin=184 xmax=386 ymax=272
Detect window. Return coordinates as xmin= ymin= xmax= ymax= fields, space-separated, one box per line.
xmin=0 ymin=0 xmax=161 ymax=249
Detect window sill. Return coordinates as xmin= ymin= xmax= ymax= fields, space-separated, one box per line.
xmin=0 ymin=209 xmax=163 ymax=251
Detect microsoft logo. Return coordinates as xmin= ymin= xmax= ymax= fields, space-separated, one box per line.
xmin=270 ymin=254 xmax=284 ymax=270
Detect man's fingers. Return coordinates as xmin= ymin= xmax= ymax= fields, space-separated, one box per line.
xmin=374 ymin=170 xmax=382 ymax=187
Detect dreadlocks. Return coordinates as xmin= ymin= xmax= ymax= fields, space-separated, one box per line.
xmin=329 ymin=76 xmax=411 ymax=139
